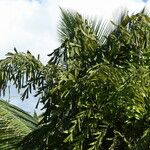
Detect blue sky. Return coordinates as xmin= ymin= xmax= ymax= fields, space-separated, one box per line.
xmin=143 ymin=0 xmax=149 ymax=2
xmin=0 ymin=0 xmax=150 ymax=114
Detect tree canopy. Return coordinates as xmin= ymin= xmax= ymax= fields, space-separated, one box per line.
xmin=0 ymin=9 xmax=150 ymax=149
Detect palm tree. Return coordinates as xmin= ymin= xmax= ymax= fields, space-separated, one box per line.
xmin=0 ymin=8 xmax=150 ymax=149
xmin=0 ymin=99 xmax=38 ymax=150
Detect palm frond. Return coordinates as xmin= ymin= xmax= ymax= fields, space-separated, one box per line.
xmin=58 ymin=8 xmax=114 ymax=44
xmin=91 ymin=17 xmax=113 ymax=44
xmin=58 ymin=8 xmax=77 ymax=42
xmin=50 ymin=9 xmax=114 ymax=67
xmin=140 ymin=6 xmax=150 ymax=16
xmin=0 ymin=50 xmax=44 ymax=100
xmin=0 ymin=99 xmax=38 ymax=150
xmin=112 ymin=8 xmax=129 ymax=26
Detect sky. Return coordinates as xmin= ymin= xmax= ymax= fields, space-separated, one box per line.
xmin=0 ymin=0 xmax=150 ymax=114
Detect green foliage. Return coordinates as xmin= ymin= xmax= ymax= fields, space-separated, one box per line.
xmin=0 ymin=9 xmax=150 ymax=150
xmin=0 ymin=50 xmax=44 ymax=99
xmin=0 ymin=100 xmax=38 ymax=150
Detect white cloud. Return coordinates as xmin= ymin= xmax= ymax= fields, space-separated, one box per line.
xmin=0 ymin=0 xmax=60 ymax=64
xmin=59 ymin=0 xmax=149 ymax=19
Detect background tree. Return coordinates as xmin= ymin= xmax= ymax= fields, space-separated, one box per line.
xmin=0 ymin=8 xmax=150 ymax=149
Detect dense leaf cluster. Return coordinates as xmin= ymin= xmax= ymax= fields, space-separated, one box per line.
xmin=0 ymin=9 xmax=150 ymax=150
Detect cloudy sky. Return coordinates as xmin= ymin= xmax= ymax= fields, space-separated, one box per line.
xmin=0 ymin=0 xmax=150 ymax=114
